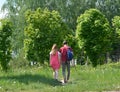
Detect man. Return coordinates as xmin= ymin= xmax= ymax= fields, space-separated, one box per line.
xmin=60 ymin=41 xmax=73 ymax=83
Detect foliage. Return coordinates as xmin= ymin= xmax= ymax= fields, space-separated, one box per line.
xmin=2 ymin=0 xmax=120 ymax=61
xmin=2 ymin=0 xmax=120 ymax=65
xmin=76 ymin=9 xmax=112 ymax=67
xmin=112 ymin=16 xmax=120 ymax=38
xmin=96 ymin=0 xmax=120 ymax=23
xmin=0 ymin=19 xmax=12 ymax=71
xmin=24 ymin=8 xmax=70 ymax=63
xmin=9 ymin=49 xmax=29 ymax=69
xmin=110 ymin=16 xmax=120 ymax=61
xmin=1 ymin=0 xmax=27 ymax=54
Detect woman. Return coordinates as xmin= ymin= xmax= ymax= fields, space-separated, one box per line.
xmin=50 ymin=44 xmax=61 ymax=81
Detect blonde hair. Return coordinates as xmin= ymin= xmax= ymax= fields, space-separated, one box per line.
xmin=51 ymin=44 xmax=58 ymax=55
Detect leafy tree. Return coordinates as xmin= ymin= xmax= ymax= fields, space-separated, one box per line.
xmin=0 ymin=19 xmax=12 ymax=71
xmin=24 ymin=8 xmax=70 ymax=64
xmin=2 ymin=0 xmax=120 ymax=63
xmin=111 ymin=16 xmax=120 ymax=61
xmin=76 ymin=9 xmax=112 ymax=67
xmin=112 ymin=16 xmax=120 ymax=38
xmin=1 ymin=0 xmax=27 ymax=54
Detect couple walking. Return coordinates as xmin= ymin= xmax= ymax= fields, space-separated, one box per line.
xmin=49 ymin=41 xmax=73 ymax=84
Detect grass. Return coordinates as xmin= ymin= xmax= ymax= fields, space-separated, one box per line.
xmin=0 ymin=62 xmax=120 ymax=92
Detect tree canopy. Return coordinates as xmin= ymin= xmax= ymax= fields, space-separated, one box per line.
xmin=1 ymin=0 xmax=120 ymax=68
xmin=24 ymin=8 xmax=70 ymax=63
xmin=0 ymin=19 xmax=12 ymax=71
xmin=76 ymin=9 xmax=112 ymax=67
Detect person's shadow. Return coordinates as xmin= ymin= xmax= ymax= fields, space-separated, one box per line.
xmin=0 ymin=74 xmax=61 ymax=86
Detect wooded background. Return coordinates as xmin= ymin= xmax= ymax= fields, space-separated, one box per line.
xmin=0 ymin=0 xmax=120 ymax=70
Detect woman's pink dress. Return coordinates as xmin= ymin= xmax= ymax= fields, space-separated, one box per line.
xmin=50 ymin=51 xmax=60 ymax=70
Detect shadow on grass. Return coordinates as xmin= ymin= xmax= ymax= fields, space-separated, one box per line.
xmin=0 ymin=74 xmax=61 ymax=86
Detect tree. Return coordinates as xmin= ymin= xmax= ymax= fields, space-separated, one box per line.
xmin=0 ymin=19 xmax=12 ymax=71
xmin=24 ymin=8 xmax=70 ymax=64
xmin=96 ymin=0 xmax=120 ymax=24
xmin=111 ymin=16 xmax=120 ymax=61
xmin=76 ymin=9 xmax=112 ymax=67
xmin=2 ymin=0 xmax=120 ymax=64
xmin=112 ymin=16 xmax=120 ymax=39
xmin=1 ymin=0 xmax=27 ymax=54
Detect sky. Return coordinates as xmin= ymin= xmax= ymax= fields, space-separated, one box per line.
xmin=0 ymin=0 xmax=7 ymax=19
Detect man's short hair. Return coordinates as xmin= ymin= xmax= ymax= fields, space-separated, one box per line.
xmin=63 ymin=40 xmax=67 ymax=44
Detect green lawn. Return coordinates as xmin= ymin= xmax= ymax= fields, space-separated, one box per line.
xmin=0 ymin=62 xmax=120 ymax=92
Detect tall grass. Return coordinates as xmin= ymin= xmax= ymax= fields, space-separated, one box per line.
xmin=0 ymin=63 xmax=120 ymax=92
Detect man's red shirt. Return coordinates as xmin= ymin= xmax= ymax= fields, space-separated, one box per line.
xmin=60 ymin=45 xmax=72 ymax=62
